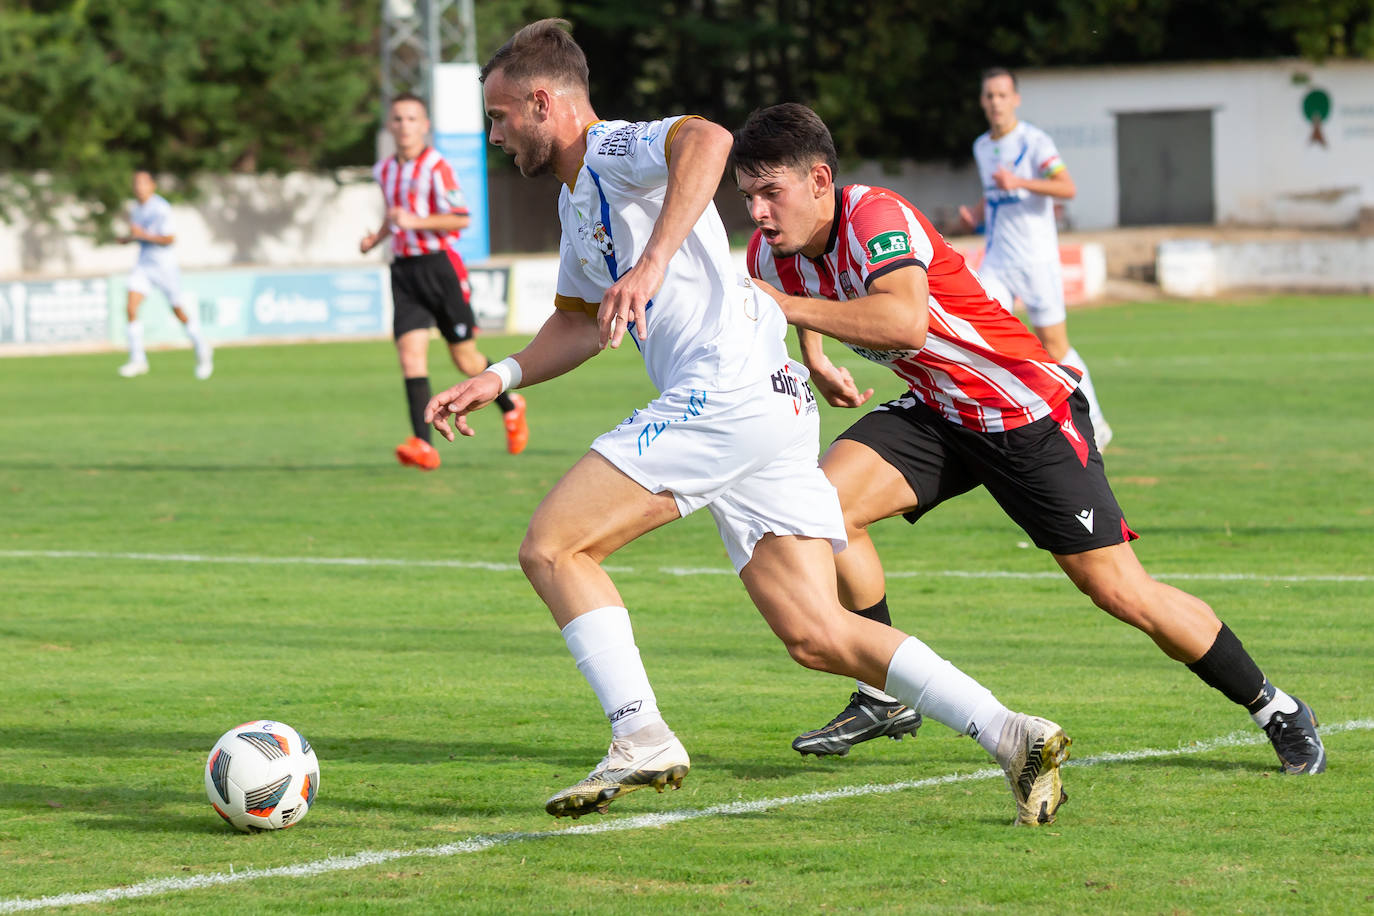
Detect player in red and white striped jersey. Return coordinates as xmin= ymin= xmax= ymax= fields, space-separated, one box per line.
xmin=361 ymin=93 xmax=528 ymax=468
xmin=734 ymin=103 xmax=1324 ymax=776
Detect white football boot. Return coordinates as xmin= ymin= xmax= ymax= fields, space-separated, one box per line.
xmin=995 ymin=713 xmax=1071 ymax=826
xmin=545 ymin=721 xmax=690 ymax=819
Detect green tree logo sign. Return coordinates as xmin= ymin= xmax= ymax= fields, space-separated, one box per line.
xmin=1303 ymin=89 xmax=1331 ymax=147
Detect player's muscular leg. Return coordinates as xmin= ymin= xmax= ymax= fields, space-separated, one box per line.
xmin=126 ymin=291 xmax=145 ymax=322
xmin=448 ymin=339 xmax=489 ymax=378
xmin=741 ymin=533 xmax=907 ymax=687
xmin=1055 ymin=542 xmax=1222 ymax=662
xmin=820 ymin=439 xmax=920 ymax=610
xmin=519 ymin=451 xmax=682 ymax=628
xmin=1033 ymin=321 xmax=1070 ymax=362
xmin=395 ymin=328 xmax=431 ymax=377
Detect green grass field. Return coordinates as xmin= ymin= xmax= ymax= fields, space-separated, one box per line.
xmin=2 ymin=294 xmax=1371 ymax=914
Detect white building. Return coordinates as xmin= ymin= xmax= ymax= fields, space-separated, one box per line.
xmin=1015 ymin=59 xmax=1374 ymax=230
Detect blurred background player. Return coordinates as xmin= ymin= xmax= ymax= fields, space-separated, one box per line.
xmin=958 ymin=68 xmax=1110 ymax=449
xmin=360 ymin=92 xmax=528 ymax=469
xmin=117 ymin=170 xmax=213 ymax=380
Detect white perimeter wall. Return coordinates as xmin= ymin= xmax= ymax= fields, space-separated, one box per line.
xmin=1016 ymin=59 xmax=1374 ymax=230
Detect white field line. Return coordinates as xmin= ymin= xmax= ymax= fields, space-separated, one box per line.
xmin=1 ymin=549 xmax=1370 ymax=584
xmin=2 ymin=719 xmax=1370 ymax=913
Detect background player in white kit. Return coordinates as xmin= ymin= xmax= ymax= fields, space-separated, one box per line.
xmin=958 ymin=68 xmax=1109 ymax=448
xmin=117 ymin=170 xmax=212 ymax=380
xmin=424 ymin=19 xmax=1072 ymax=827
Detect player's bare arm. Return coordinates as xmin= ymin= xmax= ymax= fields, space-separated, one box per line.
xmin=759 ymin=264 xmax=931 ymax=352
xmin=597 ymin=117 xmax=734 ymax=350
xmin=425 ymin=308 xmax=599 ymax=440
xmin=793 ymin=325 xmax=873 ymax=408
xmin=994 ymin=166 xmax=1076 ymax=200
xmin=388 ymin=208 xmax=472 ymax=233
xmin=958 ymin=197 xmax=987 ymax=230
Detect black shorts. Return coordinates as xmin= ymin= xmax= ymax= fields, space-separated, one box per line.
xmin=836 ymin=388 xmax=1138 ymax=554
xmin=390 ymin=251 xmax=477 ymax=344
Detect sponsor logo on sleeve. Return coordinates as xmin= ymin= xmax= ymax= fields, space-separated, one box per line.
xmin=445 ymin=187 xmax=467 ymax=210
xmin=865 ymin=230 xmax=912 ymax=264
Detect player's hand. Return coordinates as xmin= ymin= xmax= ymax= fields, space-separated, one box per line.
xmin=957 ymin=205 xmax=978 ymax=230
xmin=387 ymin=207 xmax=416 ymax=230
xmin=749 ymin=277 xmax=791 ymax=317
xmin=992 ymin=167 xmax=1021 ymax=191
xmin=598 ymin=258 xmax=664 ymax=349
xmin=127 ymin=225 xmax=147 ymax=241
xmin=809 ymin=356 xmax=873 ymax=408
xmin=424 ymin=373 xmax=503 ymax=442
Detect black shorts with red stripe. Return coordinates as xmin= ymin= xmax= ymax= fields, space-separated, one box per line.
xmin=390 ymin=250 xmax=477 ymax=344
xmin=836 ymin=387 xmax=1137 ymax=554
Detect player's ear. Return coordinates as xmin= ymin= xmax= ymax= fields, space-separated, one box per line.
xmin=530 ymin=87 xmax=553 ymax=120
xmin=810 ymin=161 xmax=833 ymax=198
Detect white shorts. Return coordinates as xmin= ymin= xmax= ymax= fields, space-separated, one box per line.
xmin=979 ymin=259 xmax=1065 ymax=328
xmin=128 ymin=261 xmax=185 ymax=308
xmin=590 ymin=362 xmax=847 ymax=573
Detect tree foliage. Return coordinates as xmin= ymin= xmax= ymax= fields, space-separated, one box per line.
xmin=0 ymin=0 xmax=378 ymax=236
xmin=3 ymin=0 xmax=1372 ymax=235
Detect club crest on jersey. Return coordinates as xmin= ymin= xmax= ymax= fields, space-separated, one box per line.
xmin=838 ymin=270 xmax=858 ymax=298
xmin=865 ymin=231 xmax=911 ymax=264
xmin=579 ymin=219 xmax=614 ymax=256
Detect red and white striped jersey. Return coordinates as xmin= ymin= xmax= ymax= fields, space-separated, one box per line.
xmin=372 ymin=147 xmax=469 ymax=258
xmin=747 ymin=185 xmax=1080 ymax=432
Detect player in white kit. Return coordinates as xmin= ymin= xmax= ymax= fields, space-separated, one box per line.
xmin=424 ymin=19 xmax=1072 ymax=827
xmin=959 ymin=69 xmax=1108 ymax=448
xmin=117 ymin=170 xmax=212 ymax=380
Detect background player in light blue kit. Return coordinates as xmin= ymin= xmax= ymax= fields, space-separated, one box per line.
xmin=117 ymin=170 xmax=213 ymax=380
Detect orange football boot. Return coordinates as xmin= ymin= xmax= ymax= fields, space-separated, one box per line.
xmin=503 ymin=393 xmax=529 ymax=455
xmin=395 ymin=436 xmax=441 ymax=470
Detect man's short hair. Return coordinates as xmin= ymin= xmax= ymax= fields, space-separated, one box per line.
xmin=981 ymin=67 xmax=1018 ymax=90
xmin=479 ymin=18 xmax=589 ymax=94
xmin=730 ymin=103 xmax=838 ymax=180
xmin=389 ymin=91 xmax=429 ymax=114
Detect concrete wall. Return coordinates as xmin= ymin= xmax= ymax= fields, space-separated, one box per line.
xmin=1015 ymin=59 xmax=1374 ymax=230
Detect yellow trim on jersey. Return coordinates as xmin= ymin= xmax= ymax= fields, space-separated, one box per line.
xmin=664 ymin=115 xmax=703 ymax=170
xmin=555 ymin=293 xmax=599 ymax=318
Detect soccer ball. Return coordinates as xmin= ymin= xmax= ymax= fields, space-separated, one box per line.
xmin=204 ymin=720 xmax=319 ymax=832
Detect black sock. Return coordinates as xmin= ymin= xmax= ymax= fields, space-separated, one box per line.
xmin=404 ymin=376 xmax=431 ymax=442
xmin=1185 ymin=623 xmax=1267 ymax=708
xmin=852 ymin=595 xmax=892 ymax=626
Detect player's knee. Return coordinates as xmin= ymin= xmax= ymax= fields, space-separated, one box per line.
xmin=780 ymin=628 xmax=844 ymax=674
xmin=517 ymin=529 xmax=557 ymax=582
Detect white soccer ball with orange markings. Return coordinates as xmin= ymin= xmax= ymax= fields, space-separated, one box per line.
xmin=204 ymin=720 xmax=319 ymax=832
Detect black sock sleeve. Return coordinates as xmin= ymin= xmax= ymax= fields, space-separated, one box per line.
xmin=404 ymin=376 xmax=431 ymax=442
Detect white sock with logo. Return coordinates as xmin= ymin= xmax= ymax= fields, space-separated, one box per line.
xmin=1250 ymin=684 xmax=1299 ymax=727
xmin=561 ymin=606 xmax=663 ymax=739
xmin=883 ymin=636 xmax=1012 ymax=759
xmin=127 ymin=319 xmax=146 ymax=362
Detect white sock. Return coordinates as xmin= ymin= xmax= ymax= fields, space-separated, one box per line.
xmin=561 ymin=606 xmax=663 ymax=738
xmin=856 ymin=681 xmax=898 ymax=703
xmin=127 ymin=320 xmax=146 ymax=362
xmin=883 ymin=636 xmax=1011 ymax=758
xmin=1061 ymin=346 xmax=1108 ymax=437
xmin=1250 ymin=685 xmax=1299 ymax=727
xmin=181 ymin=312 xmax=209 ymax=360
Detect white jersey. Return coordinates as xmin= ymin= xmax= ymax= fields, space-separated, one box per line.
xmin=973 ymin=121 xmax=1064 ymax=268
xmin=554 ymin=116 xmax=789 ymax=394
xmin=129 ymin=194 xmax=177 ymax=270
